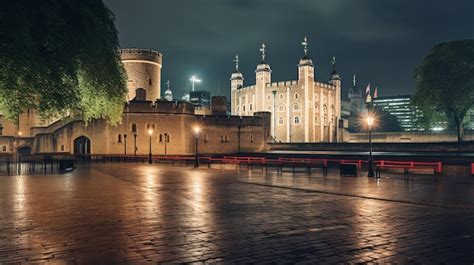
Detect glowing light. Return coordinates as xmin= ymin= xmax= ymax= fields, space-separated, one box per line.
xmin=18 ymin=131 xmax=22 ymax=136
xmin=147 ymin=128 xmax=153 ymax=136
xmin=193 ymin=126 xmax=201 ymax=135
xmin=366 ymin=116 xmax=375 ymax=127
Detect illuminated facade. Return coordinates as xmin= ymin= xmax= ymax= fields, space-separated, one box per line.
xmin=230 ymin=39 xmax=342 ymax=143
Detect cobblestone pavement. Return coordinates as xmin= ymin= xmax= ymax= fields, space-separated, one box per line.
xmin=0 ymin=163 xmax=473 ymax=263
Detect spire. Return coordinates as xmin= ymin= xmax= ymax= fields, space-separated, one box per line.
xmin=331 ymin=56 xmax=337 ymax=74
xmin=329 ymin=56 xmax=340 ymax=81
xmin=233 ymin=54 xmax=240 ymax=72
xmin=166 ymin=80 xmax=171 ymax=90
xmin=301 ymin=36 xmax=309 ymax=55
xmin=259 ymin=43 xmax=266 ymax=62
xmin=352 ymin=75 xmax=356 ymax=88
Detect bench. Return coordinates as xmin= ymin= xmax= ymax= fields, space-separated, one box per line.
xmin=375 ymin=161 xmax=442 ymax=179
xmin=277 ymin=158 xmax=327 ymax=175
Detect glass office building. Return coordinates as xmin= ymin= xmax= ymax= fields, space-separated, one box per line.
xmin=372 ymin=95 xmax=423 ymax=132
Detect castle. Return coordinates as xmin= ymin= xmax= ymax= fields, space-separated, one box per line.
xmin=231 ymin=38 xmax=342 ymax=143
xmin=0 ymin=48 xmax=270 ymax=155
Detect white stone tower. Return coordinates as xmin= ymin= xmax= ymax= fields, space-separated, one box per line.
xmin=120 ymin=48 xmax=162 ymax=101
xmin=298 ymin=37 xmax=314 ymax=142
xmin=230 ymin=54 xmax=244 ymax=115
xmin=255 ymin=43 xmax=271 ymax=111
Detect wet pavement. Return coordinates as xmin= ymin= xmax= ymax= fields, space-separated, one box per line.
xmin=0 ymin=163 xmax=473 ymax=263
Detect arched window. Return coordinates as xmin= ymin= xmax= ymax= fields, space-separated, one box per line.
xmin=242 ymin=105 xmax=246 ymax=112
xmin=314 ymin=103 xmax=319 ymax=112
xmin=2 ymin=145 xmax=6 ymax=152
xmin=294 ymin=93 xmax=299 ymax=99
xmin=131 ymin=124 xmax=137 ymax=133
xmin=249 ymin=104 xmax=253 ymax=111
xmin=293 ymin=104 xmax=300 ymax=111
xmin=331 ymin=105 xmax=336 ymax=115
xmin=166 ymin=134 xmax=170 ymax=142
xmin=278 ymin=117 xmax=284 ymax=125
xmin=324 ymin=115 xmax=328 ymax=125
xmin=118 ymin=134 xmax=122 ymax=143
xmin=315 ymin=116 xmax=319 ymax=124
xmin=323 ymin=105 xmax=328 ymax=114
xmin=294 ymin=116 xmax=300 ymax=124
xmin=159 ymin=134 xmax=163 ymax=142
xmin=250 ymin=134 xmax=254 ymax=142
xmin=279 ymin=93 xmax=284 ymax=100
xmin=148 ymin=78 xmax=152 ymax=86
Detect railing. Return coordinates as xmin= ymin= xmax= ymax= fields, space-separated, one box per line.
xmin=0 ymin=154 xmax=75 ymax=175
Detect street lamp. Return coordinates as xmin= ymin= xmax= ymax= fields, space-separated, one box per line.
xmin=164 ymin=133 xmax=168 ymax=157
xmin=123 ymin=134 xmax=127 ymax=155
xmin=193 ymin=126 xmax=201 ymax=168
xmin=366 ymin=115 xmax=375 ymax=177
xmin=190 ymin=75 xmax=201 ymax=92
xmin=148 ymin=128 xmax=153 ymax=164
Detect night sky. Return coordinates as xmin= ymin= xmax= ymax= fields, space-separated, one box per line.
xmin=104 ymin=0 xmax=473 ymax=99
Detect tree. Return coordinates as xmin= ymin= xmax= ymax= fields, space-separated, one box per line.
xmin=0 ymin=0 xmax=127 ymax=124
xmin=412 ymin=40 xmax=474 ymax=142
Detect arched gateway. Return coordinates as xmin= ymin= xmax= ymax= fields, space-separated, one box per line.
xmin=73 ymin=136 xmax=91 ymax=155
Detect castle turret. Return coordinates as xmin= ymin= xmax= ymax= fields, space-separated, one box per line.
xmin=230 ymin=54 xmax=244 ymax=115
xmin=164 ymin=80 xmax=173 ymax=101
xmin=348 ymin=74 xmax=364 ymax=112
xmin=255 ymin=43 xmax=271 ymax=111
xmin=298 ymin=37 xmax=314 ymax=82
xmin=120 ymin=48 xmax=162 ymax=102
xmin=329 ymin=56 xmax=342 ymax=142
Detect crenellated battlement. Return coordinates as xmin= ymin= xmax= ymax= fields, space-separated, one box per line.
xmin=119 ymin=48 xmax=162 ymax=64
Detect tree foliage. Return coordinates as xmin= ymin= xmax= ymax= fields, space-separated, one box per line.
xmin=0 ymin=0 xmax=127 ymax=124
xmin=412 ymin=40 xmax=474 ymax=141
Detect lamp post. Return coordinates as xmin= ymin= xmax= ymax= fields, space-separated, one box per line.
xmin=366 ymin=116 xmax=375 ymax=177
xmin=164 ymin=133 xmax=168 ymax=157
xmin=193 ymin=126 xmax=201 ymax=168
xmin=148 ymin=128 xmax=153 ymax=164
xmin=123 ymin=134 xmax=127 ymax=155
xmin=272 ymin=90 xmax=277 ymax=142
xmin=133 ymin=134 xmax=137 ymax=156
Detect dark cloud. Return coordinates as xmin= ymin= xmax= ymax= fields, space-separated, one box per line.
xmin=104 ymin=0 xmax=474 ymax=99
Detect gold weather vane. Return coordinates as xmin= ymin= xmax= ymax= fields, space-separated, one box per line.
xmin=233 ymin=54 xmax=240 ymax=71
xmin=301 ymin=36 xmax=309 ymax=55
xmin=259 ymin=43 xmax=266 ymax=61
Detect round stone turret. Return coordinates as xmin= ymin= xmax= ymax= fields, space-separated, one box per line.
xmin=119 ymin=48 xmax=163 ymax=101
xmin=298 ymin=55 xmax=314 ymax=67
xmin=255 ymin=61 xmax=271 ymax=73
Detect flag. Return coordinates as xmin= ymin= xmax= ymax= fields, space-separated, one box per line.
xmin=374 ymin=87 xmax=378 ymax=98
xmin=365 ymin=83 xmax=371 ymax=96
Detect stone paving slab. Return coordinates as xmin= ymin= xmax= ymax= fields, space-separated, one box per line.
xmin=0 ymin=163 xmax=473 ymax=263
